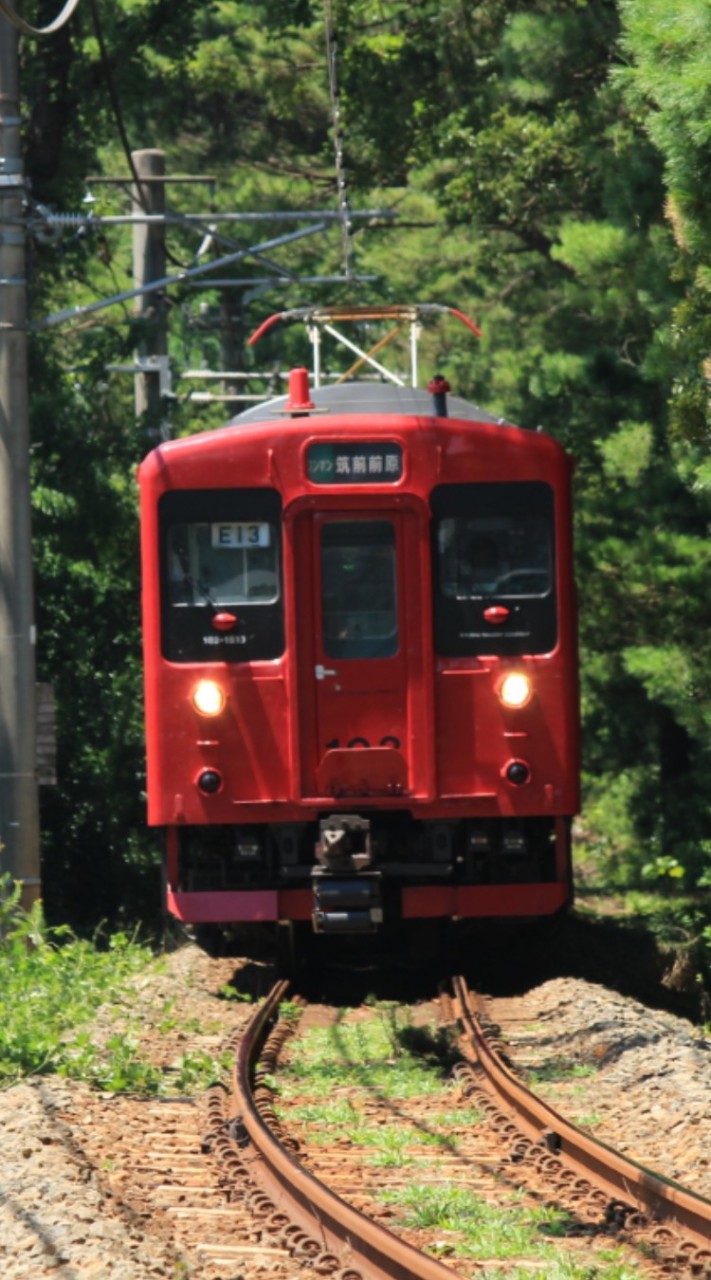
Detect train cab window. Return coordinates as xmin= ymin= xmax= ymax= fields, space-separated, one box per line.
xmin=167 ymin=523 xmax=279 ymax=607
xmin=432 ymin=482 xmax=557 ymax=656
xmin=438 ymin=515 xmax=552 ymax=600
xmin=320 ymin=520 xmax=398 ymax=659
xmin=159 ymin=489 xmax=284 ymax=662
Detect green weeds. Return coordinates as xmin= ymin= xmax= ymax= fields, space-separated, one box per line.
xmin=0 ymin=875 xmax=226 ymax=1094
xmin=528 ymin=1061 xmax=598 ymax=1089
xmin=280 ymin=1003 xmax=446 ymax=1101
xmin=382 ymin=1184 xmax=639 ymax=1276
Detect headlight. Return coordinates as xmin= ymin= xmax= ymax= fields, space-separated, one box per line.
xmin=499 ymin=672 xmax=532 ymax=709
xmin=192 ymin=679 xmax=225 ymax=716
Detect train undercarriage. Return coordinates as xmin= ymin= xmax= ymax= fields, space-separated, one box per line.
xmin=167 ymin=812 xmax=570 ymax=937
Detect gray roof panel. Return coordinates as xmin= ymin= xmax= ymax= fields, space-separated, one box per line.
xmin=230 ymin=382 xmax=515 ymax=428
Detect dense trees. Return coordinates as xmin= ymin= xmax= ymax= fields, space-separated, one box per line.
xmin=18 ymin=0 xmax=711 ymax=924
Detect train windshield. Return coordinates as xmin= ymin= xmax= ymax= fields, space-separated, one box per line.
xmin=438 ymin=513 xmax=552 ymax=599
xmin=320 ymin=520 xmax=399 ymax=659
xmin=432 ymin=482 xmax=557 ymax=656
xmin=158 ymin=488 xmax=284 ymax=663
xmin=167 ymin=521 xmax=279 ymax=606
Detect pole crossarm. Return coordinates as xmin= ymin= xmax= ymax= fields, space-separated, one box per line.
xmin=35 ymin=222 xmax=327 ymax=329
xmin=25 ymin=208 xmax=395 ymax=229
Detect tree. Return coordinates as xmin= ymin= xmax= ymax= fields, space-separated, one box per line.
xmin=618 ymin=0 xmax=711 ymax=474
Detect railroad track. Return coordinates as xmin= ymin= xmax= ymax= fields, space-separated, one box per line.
xmin=199 ymin=978 xmax=711 ymax=1279
xmin=447 ymin=977 xmax=711 ymax=1275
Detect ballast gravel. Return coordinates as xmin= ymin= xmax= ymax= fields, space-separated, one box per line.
xmin=486 ymin=976 xmax=711 ymax=1197
xmin=1 ymin=947 xmax=710 ymax=1278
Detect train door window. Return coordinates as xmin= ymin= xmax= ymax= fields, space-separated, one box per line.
xmin=432 ymin=483 xmax=557 ymax=655
xmin=159 ymin=489 xmax=284 ymax=662
xmin=320 ymin=520 xmax=399 ymax=658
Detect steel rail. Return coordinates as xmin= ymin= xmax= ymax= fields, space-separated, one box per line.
xmin=233 ymin=982 xmax=459 ymax=1280
xmin=452 ymin=975 xmax=711 ymax=1250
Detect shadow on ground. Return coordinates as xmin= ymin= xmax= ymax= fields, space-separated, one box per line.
xmin=220 ymin=912 xmax=709 ymax=1024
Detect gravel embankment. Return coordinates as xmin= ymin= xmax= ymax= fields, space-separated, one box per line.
xmin=487 ymin=977 xmax=711 ymax=1196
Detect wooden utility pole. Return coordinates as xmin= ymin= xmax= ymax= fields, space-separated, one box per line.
xmin=131 ymin=149 xmax=168 ymax=436
xmin=0 ymin=23 xmax=41 ymax=908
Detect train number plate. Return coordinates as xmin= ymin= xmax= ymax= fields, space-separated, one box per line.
xmin=211 ymin=522 xmax=271 ymax=548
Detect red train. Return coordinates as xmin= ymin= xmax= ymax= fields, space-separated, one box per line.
xmin=138 ymin=305 xmax=579 ymax=952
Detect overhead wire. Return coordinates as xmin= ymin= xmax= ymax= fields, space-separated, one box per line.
xmin=86 ymin=0 xmax=301 ymax=284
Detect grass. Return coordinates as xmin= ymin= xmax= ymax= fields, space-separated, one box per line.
xmin=0 ymin=875 xmax=230 ymax=1094
xmin=383 ymin=1172 xmax=644 ymax=1275
xmin=528 ymin=1062 xmax=598 ymax=1088
xmin=573 ymin=1112 xmax=605 ymax=1129
xmin=279 ymin=1004 xmax=448 ymax=1101
xmin=454 ymin=1257 xmax=641 ymax=1280
xmin=275 ymin=1002 xmax=645 ymax=1279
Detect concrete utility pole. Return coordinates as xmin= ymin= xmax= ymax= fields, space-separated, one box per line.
xmin=131 ymin=149 xmax=168 ymax=436
xmin=0 ymin=23 xmax=41 ymax=908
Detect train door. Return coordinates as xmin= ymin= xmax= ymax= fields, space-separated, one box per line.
xmin=294 ymin=510 xmax=422 ymax=800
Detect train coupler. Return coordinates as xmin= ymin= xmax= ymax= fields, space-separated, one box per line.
xmin=316 ymin=813 xmax=372 ymax=872
xmin=311 ymin=869 xmax=383 ymax=934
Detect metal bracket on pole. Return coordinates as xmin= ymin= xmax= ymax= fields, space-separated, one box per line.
xmin=108 ymin=354 xmax=173 ymax=399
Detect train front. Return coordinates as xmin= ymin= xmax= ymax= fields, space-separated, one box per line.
xmin=139 ymin=372 xmax=579 ymax=942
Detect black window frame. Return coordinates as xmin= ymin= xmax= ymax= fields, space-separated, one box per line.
xmin=431 ymin=482 xmax=557 ymax=657
xmin=159 ymin=488 xmax=284 ymax=663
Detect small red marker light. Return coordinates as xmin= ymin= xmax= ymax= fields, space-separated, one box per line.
xmin=286 ymin=367 xmax=315 ymax=413
xmin=212 ymin=612 xmax=238 ymax=632
xmin=484 ymin=605 xmax=510 ymax=624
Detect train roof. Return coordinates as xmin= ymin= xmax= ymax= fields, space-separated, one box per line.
xmin=231 ymin=382 xmax=515 ymax=428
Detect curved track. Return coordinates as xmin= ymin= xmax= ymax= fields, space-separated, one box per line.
xmin=201 ymin=979 xmax=711 ymax=1279
xmin=207 ymin=980 xmax=456 ymax=1280
xmin=449 ymin=975 xmax=711 ymax=1273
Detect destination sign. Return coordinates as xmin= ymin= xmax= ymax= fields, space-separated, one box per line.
xmin=307 ymin=442 xmax=403 ymax=485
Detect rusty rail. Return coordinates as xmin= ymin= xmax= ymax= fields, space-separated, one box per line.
xmin=452 ymin=974 xmax=711 ymax=1252
xmin=232 ymin=981 xmax=459 ymax=1280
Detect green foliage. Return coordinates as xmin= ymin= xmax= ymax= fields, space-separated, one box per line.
xmin=29 ymin=330 xmax=161 ymax=930
xmin=619 ymin=0 xmax=711 ymax=448
xmin=0 ymin=879 xmax=228 ymax=1092
xmin=0 ymin=877 xmax=152 ymax=1087
xmin=597 ymin=421 xmax=654 ymax=486
xmin=641 ymin=855 xmax=685 ymax=885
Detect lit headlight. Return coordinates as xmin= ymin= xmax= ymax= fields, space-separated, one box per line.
xmin=499 ymin=672 xmax=532 ymax=709
xmin=192 ymin=679 xmax=225 ymax=716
